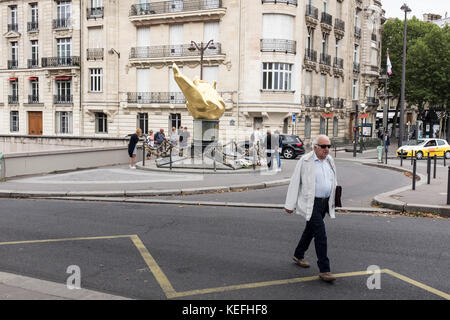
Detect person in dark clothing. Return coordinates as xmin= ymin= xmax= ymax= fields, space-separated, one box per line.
xmin=128 ymin=128 xmax=143 ymax=169
xmin=154 ymin=128 xmax=166 ymax=154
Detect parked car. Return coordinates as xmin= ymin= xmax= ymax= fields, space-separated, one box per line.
xmin=279 ymin=134 xmax=305 ymax=159
xmin=396 ymin=138 xmax=450 ymax=159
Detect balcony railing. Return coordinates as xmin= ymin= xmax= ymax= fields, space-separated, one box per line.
xmin=8 ymin=23 xmax=18 ymax=32
xmin=371 ymin=33 xmax=377 ymax=41
xmin=304 ymin=48 xmax=317 ymax=62
xmin=334 ymin=18 xmax=345 ymax=31
xmin=353 ymin=62 xmax=360 ymax=72
xmin=28 ymin=59 xmax=39 ymax=68
xmin=260 ymin=39 xmax=296 ymax=54
xmin=130 ymin=43 xmax=222 ymax=59
xmin=8 ymin=95 xmax=19 ymax=105
xmin=303 ymin=95 xmax=318 ymax=107
xmin=87 ymin=48 xmax=104 ymax=60
xmin=130 ymin=0 xmax=222 ymax=16
xmin=28 ymin=95 xmax=40 ymax=104
xmin=42 ymin=56 xmax=81 ymax=67
xmin=262 ymin=0 xmax=297 ymax=5
xmin=321 ymin=12 xmax=333 ymax=26
xmin=305 ymin=5 xmax=319 ymax=19
xmin=367 ymin=97 xmax=379 ymax=105
xmin=27 ymin=21 xmax=39 ymax=32
xmin=53 ymin=18 xmax=71 ymax=29
xmin=8 ymin=60 xmax=18 ymax=69
xmin=54 ymin=95 xmax=73 ymax=104
xmin=319 ymin=53 xmax=331 ymax=66
xmin=87 ymin=7 xmax=104 ymax=19
xmin=333 ymin=57 xmax=343 ymax=69
xmin=330 ymin=98 xmax=345 ymax=109
xmin=355 ymin=26 xmax=361 ymax=38
xmin=127 ymin=92 xmax=186 ymax=104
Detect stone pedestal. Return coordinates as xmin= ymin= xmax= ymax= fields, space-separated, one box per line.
xmin=192 ymin=119 xmax=220 ymax=153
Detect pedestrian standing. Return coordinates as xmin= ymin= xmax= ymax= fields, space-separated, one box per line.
xmin=146 ymin=130 xmax=155 ymax=160
xmin=284 ymin=134 xmax=338 ymax=283
xmin=385 ymin=133 xmax=390 ymax=154
xmin=264 ymin=130 xmax=275 ymax=170
xmin=154 ymin=128 xmax=165 ymax=154
xmin=274 ymin=130 xmax=282 ymax=170
xmin=128 ymin=128 xmax=142 ymax=169
xmin=170 ymin=127 xmax=179 ymax=147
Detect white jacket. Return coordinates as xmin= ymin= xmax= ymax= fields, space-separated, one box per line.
xmin=284 ymin=151 xmax=338 ymax=221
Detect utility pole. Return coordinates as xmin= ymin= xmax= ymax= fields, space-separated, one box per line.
xmin=399 ymin=3 xmax=411 ymax=147
xmin=353 ymin=103 xmax=359 ymax=157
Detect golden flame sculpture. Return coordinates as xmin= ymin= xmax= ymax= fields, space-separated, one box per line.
xmin=172 ymin=63 xmax=226 ymax=120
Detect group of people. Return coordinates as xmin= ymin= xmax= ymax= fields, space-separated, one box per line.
xmin=251 ymin=127 xmax=282 ymax=170
xmin=128 ymin=127 xmax=191 ymax=169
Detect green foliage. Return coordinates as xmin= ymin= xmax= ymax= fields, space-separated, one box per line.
xmin=381 ymin=18 xmax=449 ymax=115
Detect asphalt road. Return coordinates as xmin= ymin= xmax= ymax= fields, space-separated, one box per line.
xmin=155 ymin=160 xmax=412 ymax=208
xmin=0 ymin=199 xmax=448 ymax=300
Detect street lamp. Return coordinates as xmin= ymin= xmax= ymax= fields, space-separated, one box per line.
xmin=325 ymin=103 xmax=331 ymax=136
xmin=109 ymin=48 xmax=121 ymax=136
xmin=399 ymin=3 xmax=411 ymax=147
xmin=188 ymin=40 xmax=217 ymax=80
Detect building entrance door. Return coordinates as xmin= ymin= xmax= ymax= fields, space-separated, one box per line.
xmin=28 ymin=111 xmax=43 ymax=135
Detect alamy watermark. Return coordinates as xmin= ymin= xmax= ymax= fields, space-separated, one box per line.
xmin=366 ymin=265 xmax=381 ymax=290
xmin=66 ymin=265 xmax=81 ymax=290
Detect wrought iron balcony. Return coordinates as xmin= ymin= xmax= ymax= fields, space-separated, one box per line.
xmin=260 ymin=39 xmax=296 ymax=54
xmin=262 ymin=0 xmax=297 ymax=5
xmin=130 ymin=0 xmax=222 ymax=16
xmin=54 ymin=95 xmax=73 ymax=104
xmin=87 ymin=48 xmax=104 ymax=60
xmin=127 ymin=92 xmax=186 ymax=104
xmin=42 ymin=56 xmax=80 ymax=67
xmin=305 ymin=5 xmax=319 ymax=20
xmin=319 ymin=53 xmax=331 ymax=66
xmin=8 ymin=23 xmax=18 ymax=32
xmin=130 ymin=43 xmax=222 ymax=59
xmin=354 ymin=26 xmax=361 ymax=38
xmin=330 ymin=98 xmax=345 ymax=109
xmin=367 ymin=97 xmax=379 ymax=105
xmin=87 ymin=7 xmax=104 ymax=19
xmin=53 ymin=18 xmax=71 ymax=29
xmin=28 ymin=95 xmax=40 ymax=104
xmin=304 ymin=48 xmax=317 ymax=62
xmin=28 ymin=59 xmax=39 ymax=68
xmin=333 ymin=57 xmax=343 ymax=69
xmin=8 ymin=95 xmax=19 ymax=105
xmin=334 ymin=18 xmax=345 ymax=32
xmin=303 ymin=95 xmax=318 ymax=107
xmin=321 ymin=12 xmax=333 ymax=26
xmin=8 ymin=60 xmax=18 ymax=69
xmin=27 ymin=21 xmax=39 ymax=32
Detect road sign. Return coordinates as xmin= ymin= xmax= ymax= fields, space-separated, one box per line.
xmin=322 ymin=113 xmax=334 ymax=118
xmin=358 ymin=113 xmax=369 ymax=119
xmin=292 ymin=114 xmax=296 ymax=123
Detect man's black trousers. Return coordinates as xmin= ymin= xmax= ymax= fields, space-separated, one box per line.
xmin=294 ymin=198 xmax=330 ymax=273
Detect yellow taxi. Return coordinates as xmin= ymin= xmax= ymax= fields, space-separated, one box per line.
xmin=396 ymin=138 xmax=450 ymax=159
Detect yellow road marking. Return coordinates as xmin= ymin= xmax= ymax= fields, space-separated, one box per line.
xmin=0 ymin=236 xmax=447 ymax=300
xmin=384 ymin=269 xmax=450 ymax=300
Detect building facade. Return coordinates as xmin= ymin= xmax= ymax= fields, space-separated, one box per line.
xmin=0 ymin=0 xmax=385 ymax=145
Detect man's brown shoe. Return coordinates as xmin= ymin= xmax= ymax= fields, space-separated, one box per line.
xmin=292 ymin=257 xmax=310 ymax=268
xmin=319 ymin=272 xmax=336 ymax=282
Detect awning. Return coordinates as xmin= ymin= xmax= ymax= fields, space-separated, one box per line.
xmin=29 ymin=77 xmax=38 ymax=81
xmin=55 ymin=76 xmax=71 ymax=80
xmin=8 ymin=78 xmax=18 ymax=81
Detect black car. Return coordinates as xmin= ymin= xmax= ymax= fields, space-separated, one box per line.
xmin=279 ymin=134 xmax=305 ymax=159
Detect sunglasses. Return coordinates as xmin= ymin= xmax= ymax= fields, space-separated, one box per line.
xmin=317 ymin=144 xmax=332 ymax=149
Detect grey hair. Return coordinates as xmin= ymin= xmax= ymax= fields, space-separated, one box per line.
xmin=312 ymin=134 xmax=331 ymax=146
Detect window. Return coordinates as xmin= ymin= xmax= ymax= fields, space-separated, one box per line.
xmin=56 ymin=111 xmax=72 ymax=134
xmin=320 ymin=74 xmax=326 ymax=97
xmin=321 ymin=33 xmax=328 ymax=55
xmin=30 ymin=79 xmax=39 ymax=103
xmin=10 ymin=111 xmax=19 ymax=132
xmin=333 ymin=77 xmax=339 ymax=99
xmin=56 ymin=1 xmax=71 ymax=21
xmin=57 ymin=38 xmax=72 ymax=59
xmin=333 ymin=117 xmax=338 ymax=137
xmin=30 ymin=3 xmax=38 ymax=23
xmin=91 ymin=0 xmax=102 ymax=8
xmin=262 ymin=14 xmax=294 ymax=40
xmin=10 ymin=80 xmax=18 ymax=99
xmin=354 ymin=44 xmax=359 ymax=62
xmin=352 ymin=79 xmax=358 ymax=100
xmin=95 ymin=112 xmax=108 ymax=133
xmin=323 ymin=0 xmax=327 ymax=13
xmin=9 ymin=6 xmax=18 ymax=30
xmin=89 ymin=68 xmax=103 ymax=92
xmin=56 ymin=80 xmax=71 ymax=103
xmin=262 ymin=63 xmax=293 ymax=91
xmin=138 ymin=113 xmax=148 ymax=133
xmin=335 ymin=38 xmax=340 ymax=57
xmin=304 ymin=116 xmax=311 ymax=139
xmin=11 ymin=42 xmax=18 ymax=61
xmin=170 ymin=113 xmax=181 ymax=129
xmin=306 ymin=27 xmax=313 ymax=51
xmin=320 ymin=117 xmax=325 ymax=134
xmin=305 ymin=71 xmax=312 ymax=96
xmin=31 ymin=40 xmax=39 ymax=66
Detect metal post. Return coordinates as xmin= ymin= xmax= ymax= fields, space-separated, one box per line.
xmin=213 ymin=147 xmax=216 ymax=172
xmin=334 ymin=144 xmax=337 ymax=158
xmin=412 ymin=158 xmax=416 ymax=190
xmin=427 ymin=155 xmax=431 ymax=184
xmin=142 ymin=139 xmax=146 ymax=166
xmin=445 ymin=154 xmax=446 ymax=167
xmin=411 ymin=150 xmax=414 ymax=165
xmin=170 ymin=147 xmax=172 ymax=171
xmin=447 ymin=166 xmax=450 ymax=205
xmin=353 ymin=104 xmax=359 ymax=157
xmin=400 ymin=149 xmax=403 ymax=167
xmin=399 ymin=4 xmax=411 ymax=148
xmin=434 ymin=155 xmax=437 ymax=179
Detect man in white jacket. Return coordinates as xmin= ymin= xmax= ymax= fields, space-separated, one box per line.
xmin=284 ymin=135 xmax=337 ymax=282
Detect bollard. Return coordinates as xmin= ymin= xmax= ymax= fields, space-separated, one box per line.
xmin=433 ymin=155 xmax=437 ymax=179
xmin=400 ymin=149 xmax=403 ymax=167
xmin=334 ymin=145 xmax=337 ymax=158
xmin=213 ymin=147 xmax=216 ymax=172
xmin=412 ymin=159 xmax=416 ymax=190
xmin=448 ymin=166 xmax=450 ymax=205
xmin=142 ymin=140 xmax=146 ymax=166
xmin=427 ymin=155 xmax=431 ymax=184
xmin=170 ymin=147 xmax=172 ymax=171
xmin=411 ymin=150 xmax=414 ymax=166
xmin=444 ymin=154 xmax=446 ymax=167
